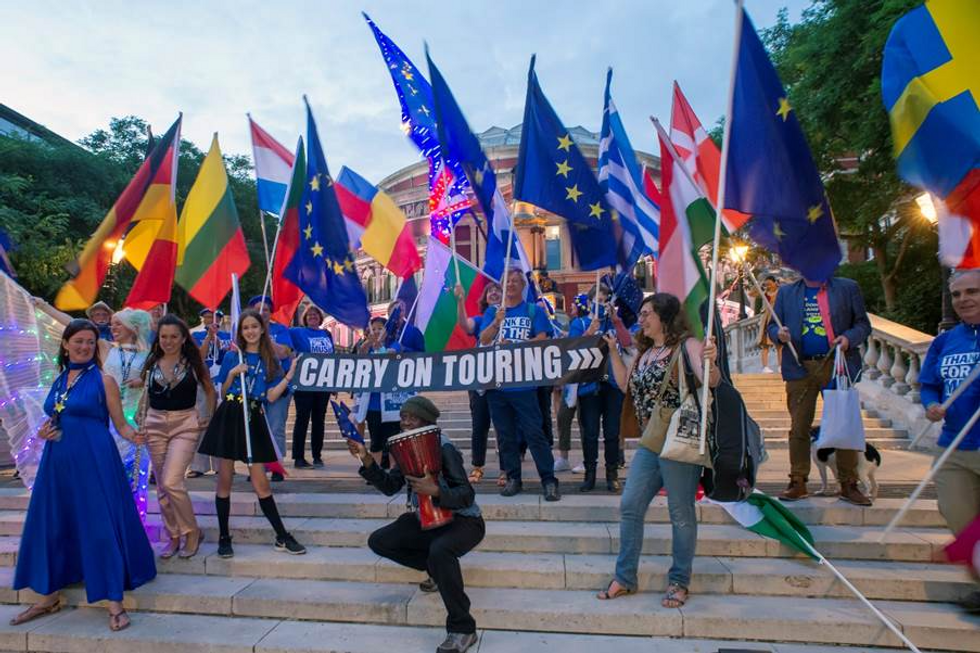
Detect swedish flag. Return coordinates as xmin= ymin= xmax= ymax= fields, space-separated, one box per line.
xmin=882 ymin=0 xmax=979 ymax=199
xmin=514 ymin=56 xmax=619 ymax=272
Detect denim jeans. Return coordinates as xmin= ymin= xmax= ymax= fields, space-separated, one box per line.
xmin=615 ymin=446 xmax=700 ymax=590
xmin=264 ymin=394 xmax=290 ymax=460
xmin=577 ymin=383 xmax=623 ymax=469
xmin=468 ymin=391 xmax=491 ymax=468
xmin=486 ymin=389 xmax=556 ymax=486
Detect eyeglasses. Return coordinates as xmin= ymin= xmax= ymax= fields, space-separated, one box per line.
xmin=638 ymin=310 xmax=655 ymax=319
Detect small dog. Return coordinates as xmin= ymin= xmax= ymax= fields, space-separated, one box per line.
xmin=810 ymin=427 xmax=882 ymax=498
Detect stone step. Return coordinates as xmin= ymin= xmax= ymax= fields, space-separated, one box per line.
xmin=6 ymin=576 xmax=978 ymax=650
xmin=0 ymin=605 xmax=965 ymax=653
xmin=0 ymin=490 xmax=947 ymax=527
xmin=138 ymin=542 xmax=978 ymax=603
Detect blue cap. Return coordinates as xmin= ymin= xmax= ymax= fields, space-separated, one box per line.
xmin=248 ymin=295 xmax=273 ymax=309
xmin=199 ymin=307 xmax=214 ymax=316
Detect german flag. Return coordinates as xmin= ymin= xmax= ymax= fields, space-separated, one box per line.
xmin=55 ymin=116 xmax=182 ymax=311
xmin=124 ymin=201 xmax=177 ymax=309
xmin=175 ymin=134 xmax=250 ymax=310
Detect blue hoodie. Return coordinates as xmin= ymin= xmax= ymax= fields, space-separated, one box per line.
xmin=919 ymin=323 xmax=980 ymax=450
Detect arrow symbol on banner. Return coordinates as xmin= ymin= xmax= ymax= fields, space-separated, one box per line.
xmin=580 ymin=348 xmax=595 ymax=369
xmin=568 ymin=349 xmax=583 ymax=371
xmin=588 ymin=347 xmax=604 ymax=369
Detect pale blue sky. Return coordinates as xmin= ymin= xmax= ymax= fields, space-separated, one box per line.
xmin=3 ymin=0 xmax=809 ymax=182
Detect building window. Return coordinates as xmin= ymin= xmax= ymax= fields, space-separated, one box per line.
xmin=455 ymin=224 xmax=471 ymax=261
xmin=545 ymin=225 xmax=561 ymax=271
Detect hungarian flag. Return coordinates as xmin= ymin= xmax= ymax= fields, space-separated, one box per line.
xmin=335 ymin=166 xmax=422 ymax=279
xmin=416 ymin=238 xmax=489 ymax=352
xmin=656 ymin=127 xmax=710 ymax=339
xmin=270 ymin=138 xmax=306 ymax=325
xmin=55 ymin=116 xmax=182 ymax=310
xmin=709 ymin=492 xmax=817 ymax=559
xmin=670 ymin=82 xmax=750 ymax=238
xmin=175 ymin=135 xmax=250 ymax=310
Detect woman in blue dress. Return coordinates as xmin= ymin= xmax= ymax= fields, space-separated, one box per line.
xmin=12 ymin=319 xmax=157 ymax=631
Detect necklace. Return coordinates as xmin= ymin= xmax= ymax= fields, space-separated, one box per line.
xmin=52 ymin=363 xmax=95 ymax=420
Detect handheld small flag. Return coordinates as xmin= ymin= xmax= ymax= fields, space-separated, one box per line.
xmin=331 ymin=400 xmax=364 ymax=445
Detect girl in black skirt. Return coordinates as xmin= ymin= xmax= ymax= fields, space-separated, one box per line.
xmin=198 ymin=309 xmax=305 ymax=558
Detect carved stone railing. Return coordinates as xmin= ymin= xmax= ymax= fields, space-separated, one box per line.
xmin=724 ymin=310 xmax=941 ymax=448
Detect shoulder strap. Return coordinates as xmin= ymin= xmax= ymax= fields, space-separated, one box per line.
xmin=652 ymin=345 xmax=683 ymax=404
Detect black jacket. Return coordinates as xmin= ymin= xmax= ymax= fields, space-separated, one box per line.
xmin=359 ymin=440 xmax=478 ymax=514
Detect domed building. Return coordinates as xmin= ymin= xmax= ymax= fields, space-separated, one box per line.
xmin=324 ymin=124 xmax=659 ymax=348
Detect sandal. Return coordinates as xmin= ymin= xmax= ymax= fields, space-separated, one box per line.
xmin=179 ymin=529 xmax=203 ymax=559
xmin=159 ymin=537 xmax=180 ymax=559
xmin=468 ymin=467 xmax=484 ymax=483
xmin=661 ymin=584 xmax=689 ymax=608
xmin=596 ymin=579 xmax=634 ymax=600
xmin=109 ymin=609 xmax=130 ymax=632
xmin=9 ymin=601 xmax=61 ymax=626
xmin=496 ymin=472 xmax=508 ymax=487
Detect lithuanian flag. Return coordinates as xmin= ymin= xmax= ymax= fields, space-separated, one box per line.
xmin=175 ymin=135 xmax=250 ymax=310
xmin=55 ymin=116 xmax=182 ymax=311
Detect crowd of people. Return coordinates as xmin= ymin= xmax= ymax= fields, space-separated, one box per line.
xmin=7 ymin=267 xmax=980 ymax=652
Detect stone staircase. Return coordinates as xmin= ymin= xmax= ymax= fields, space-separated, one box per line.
xmin=1 ymin=374 xmax=973 ymax=652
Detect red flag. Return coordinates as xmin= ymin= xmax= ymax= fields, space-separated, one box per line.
xmin=270 ymin=139 xmax=306 ymax=325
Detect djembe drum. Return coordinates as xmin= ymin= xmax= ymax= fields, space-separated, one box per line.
xmin=387 ymin=426 xmax=454 ymax=530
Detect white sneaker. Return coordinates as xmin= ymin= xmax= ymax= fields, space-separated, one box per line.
xmin=572 ymin=462 xmax=586 ymax=474
xmin=553 ymin=457 xmax=571 ymax=473
xmin=762 ymin=366 xmax=774 ymax=373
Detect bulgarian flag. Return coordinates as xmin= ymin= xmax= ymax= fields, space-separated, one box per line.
xmin=656 ymin=127 xmax=710 ymax=339
xmin=670 ymin=82 xmax=750 ymax=237
xmin=710 ymin=492 xmax=817 ymax=559
xmin=175 ymin=135 xmax=250 ymax=310
xmin=269 ymin=138 xmax=306 ymax=325
xmin=416 ymin=238 xmax=489 ymax=352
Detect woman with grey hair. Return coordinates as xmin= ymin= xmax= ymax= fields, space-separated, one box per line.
xmin=102 ymin=308 xmax=153 ymax=518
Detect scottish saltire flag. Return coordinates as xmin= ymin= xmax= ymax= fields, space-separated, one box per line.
xmin=284 ymin=101 xmax=369 ymax=329
xmin=514 ymin=57 xmax=618 ymax=272
xmin=723 ymin=8 xmax=841 ymax=282
xmin=248 ymin=117 xmax=295 ymax=216
xmin=426 ymin=49 xmax=532 ymax=282
xmin=598 ymin=69 xmax=660 ymax=267
xmin=363 ymin=13 xmax=470 ymax=241
xmin=882 ymin=0 xmax=980 ymax=269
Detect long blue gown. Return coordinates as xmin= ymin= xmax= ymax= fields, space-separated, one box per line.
xmin=13 ymin=365 xmax=157 ymax=602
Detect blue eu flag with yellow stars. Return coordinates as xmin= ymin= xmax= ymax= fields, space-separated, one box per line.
xmin=514 ymin=56 xmax=619 ymax=272
xmin=723 ymin=8 xmax=841 ymax=282
xmin=284 ymin=100 xmax=369 ymax=329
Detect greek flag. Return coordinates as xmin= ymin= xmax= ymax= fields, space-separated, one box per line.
xmin=598 ymin=69 xmax=660 ymax=266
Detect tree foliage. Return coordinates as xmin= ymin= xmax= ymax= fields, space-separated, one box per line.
xmin=760 ymin=0 xmax=943 ymax=331
xmin=0 ymin=117 xmax=272 ymax=323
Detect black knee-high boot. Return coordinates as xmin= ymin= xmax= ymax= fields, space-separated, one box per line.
xmin=258 ymin=495 xmax=288 ymax=539
xmin=215 ymin=495 xmax=231 ymax=539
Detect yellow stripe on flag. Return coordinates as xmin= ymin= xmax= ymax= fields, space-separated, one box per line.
xmin=360 ymin=190 xmax=407 ymax=267
xmin=177 ymin=135 xmax=230 ymax=266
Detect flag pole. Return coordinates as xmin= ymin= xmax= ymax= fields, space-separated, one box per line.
xmin=799 ymin=539 xmax=922 ymax=652
xmin=449 ymin=215 xmax=463 ymax=291
xmin=259 ymin=210 xmax=272 ymax=280
xmin=398 ymin=286 xmax=423 ymax=345
xmin=260 ymin=213 xmax=284 ymax=308
xmin=908 ymin=363 xmax=980 ymax=448
xmin=231 ymin=273 xmax=253 ymax=467
xmin=593 ymin=269 xmax=601 ymax=321
xmin=698 ymin=0 xmax=743 ymax=455
xmin=495 ymin=205 xmax=517 ymax=344
xmin=879 ymin=403 xmax=980 ymax=541
xmin=742 ymin=263 xmax=802 ymax=365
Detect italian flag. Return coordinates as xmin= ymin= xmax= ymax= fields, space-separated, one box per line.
xmin=175 ymin=135 xmax=251 ymax=310
xmin=656 ymin=130 xmax=711 ymax=340
xmin=416 ymin=238 xmax=489 ymax=352
xmin=709 ymin=492 xmax=817 ymax=559
xmin=670 ymin=82 xmax=751 ymax=237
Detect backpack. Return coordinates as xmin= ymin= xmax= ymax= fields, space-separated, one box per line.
xmin=700 ymin=379 xmax=765 ymax=502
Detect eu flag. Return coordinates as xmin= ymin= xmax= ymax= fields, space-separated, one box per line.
xmin=724 ymin=9 xmax=841 ymax=282
xmin=284 ymin=101 xmax=369 ymax=329
xmin=514 ymin=56 xmax=618 ymax=272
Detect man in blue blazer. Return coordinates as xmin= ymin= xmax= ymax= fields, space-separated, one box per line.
xmin=767 ymin=275 xmax=872 ymax=505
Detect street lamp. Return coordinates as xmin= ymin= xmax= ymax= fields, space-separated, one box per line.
xmin=915 ymin=193 xmax=957 ymax=332
xmin=728 ymin=243 xmax=750 ymax=320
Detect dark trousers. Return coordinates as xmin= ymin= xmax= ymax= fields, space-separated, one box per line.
xmin=367 ymin=410 xmax=400 ymax=467
xmin=537 ymin=386 xmax=554 ymax=446
xmin=487 ymin=389 xmax=556 ymax=485
xmin=578 ymin=383 xmax=623 ymax=469
xmin=469 ymin=391 xmax=491 ymax=468
xmin=557 ymin=401 xmax=576 ymax=452
xmin=292 ymin=391 xmax=330 ymax=462
xmin=368 ymin=512 xmax=485 ymax=634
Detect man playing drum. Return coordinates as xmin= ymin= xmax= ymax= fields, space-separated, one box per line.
xmin=347 ymin=396 xmax=485 ymax=653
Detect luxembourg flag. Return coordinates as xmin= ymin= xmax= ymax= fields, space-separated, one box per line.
xmin=248 ymin=115 xmax=295 ymax=216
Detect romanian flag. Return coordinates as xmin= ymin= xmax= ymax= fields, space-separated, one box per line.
xmin=55 ymin=116 xmax=182 ymax=310
xmin=270 ymin=138 xmax=306 ymax=325
xmin=335 ymin=166 xmax=422 ymax=278
xmin=175 ymin=135 xmax=250 ymax=310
